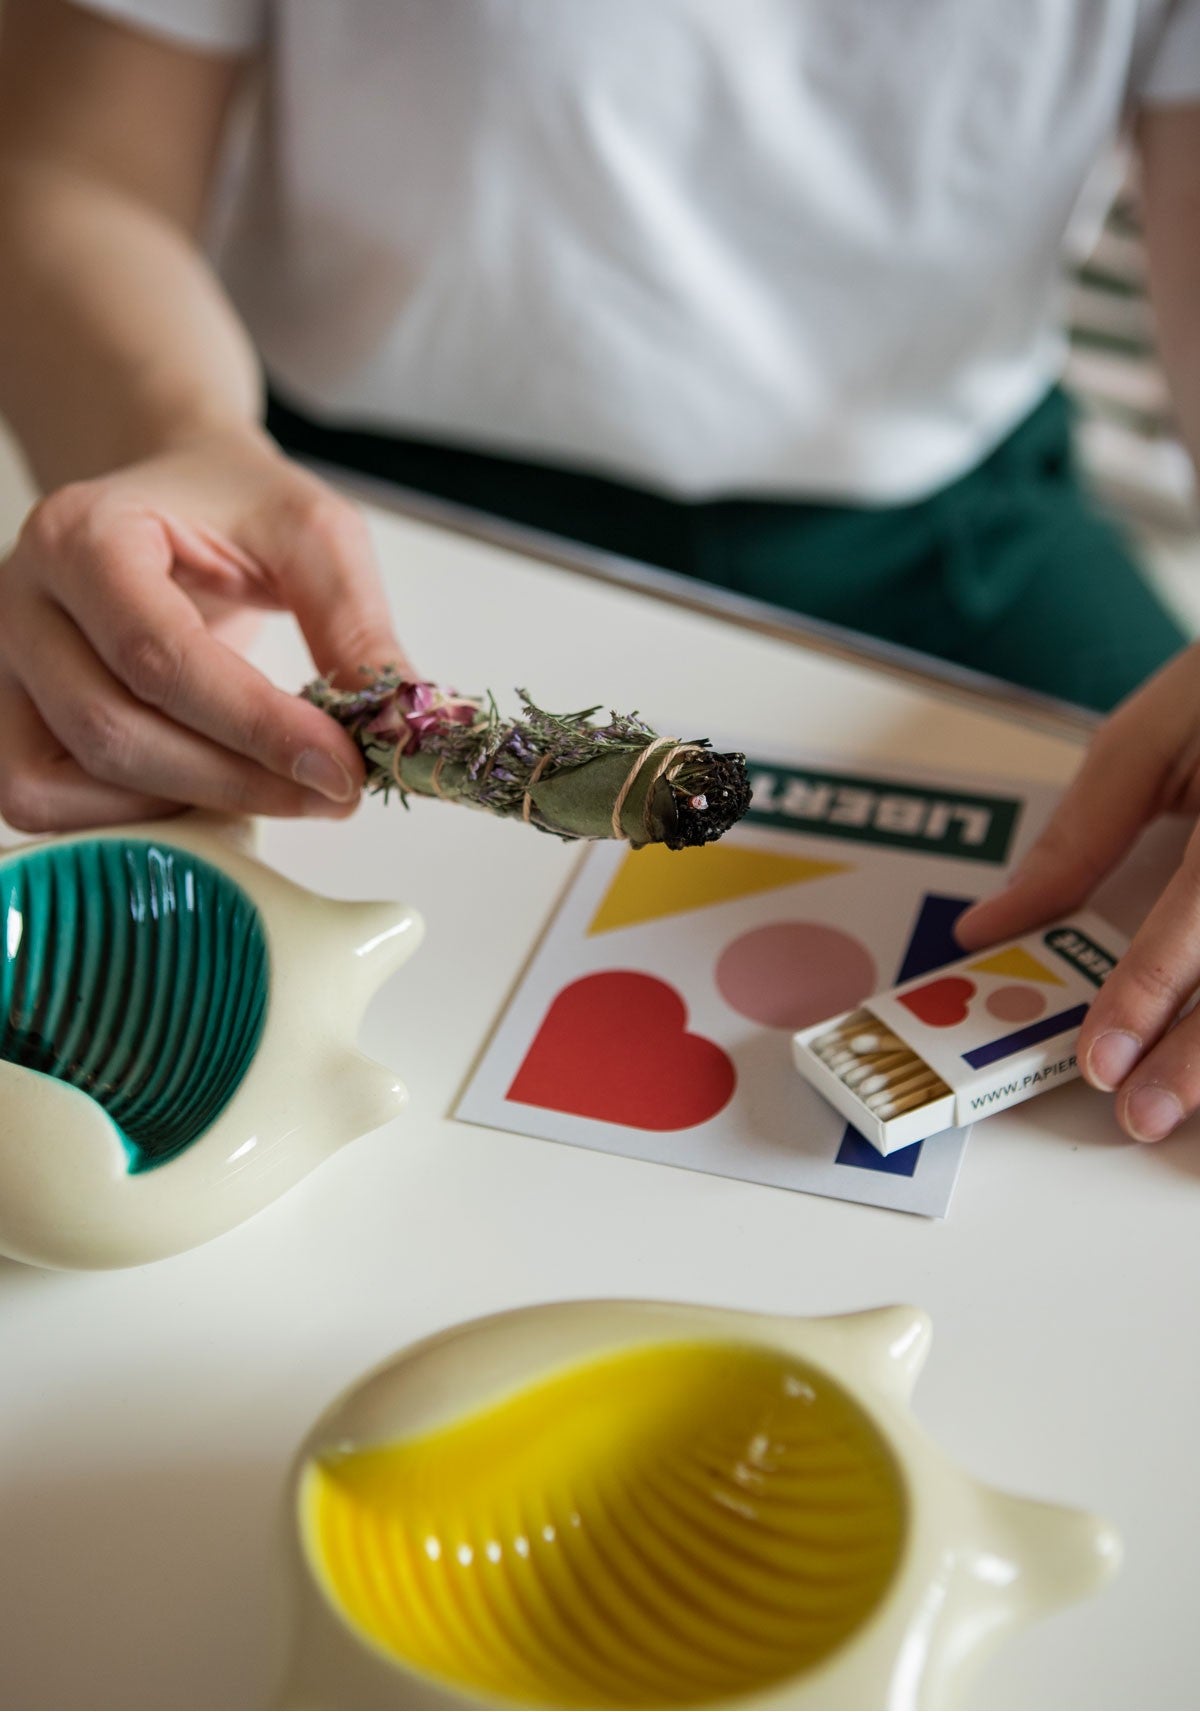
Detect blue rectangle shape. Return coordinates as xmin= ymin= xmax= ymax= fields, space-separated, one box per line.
xmin=962 ymin=1003 xmax=1089 ymax=1070
xmin=835 ymin=1124 xmax=922 ymax=1176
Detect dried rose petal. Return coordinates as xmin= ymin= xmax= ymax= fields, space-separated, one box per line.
xmin=403 ymin=682 xmax=436 ymax=715
xmin=366 ymin=705 xmax=413 ymax=748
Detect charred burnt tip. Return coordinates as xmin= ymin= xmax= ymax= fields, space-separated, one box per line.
xmin=665 ymin=751 xmax=752 ymax=849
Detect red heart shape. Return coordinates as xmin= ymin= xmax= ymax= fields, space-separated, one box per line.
xmin=897 ymin=975 xmax=976 ymax=1027
xmin=507 ymin=971 xmax=736 ymax=1131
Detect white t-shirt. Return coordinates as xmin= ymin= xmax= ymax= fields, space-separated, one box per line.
xmin=78 ymin=0 xmax=1200 ymax=501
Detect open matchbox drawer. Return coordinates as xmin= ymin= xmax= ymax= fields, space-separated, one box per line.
xmin=792 ymin=911 xmax=1129 ymax=1156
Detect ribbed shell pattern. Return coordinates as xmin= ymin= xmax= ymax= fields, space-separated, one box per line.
xmin=0 ymin=840 xmax=269 ymax=1172
xmin=302 ymin=1341 xmax=907 ymax=1708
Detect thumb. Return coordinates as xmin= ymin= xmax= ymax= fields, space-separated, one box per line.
xmin=955 ymin=718 xmax=1162 ymax=950
xmin=280 ymin=489 xmax=417 ymax=685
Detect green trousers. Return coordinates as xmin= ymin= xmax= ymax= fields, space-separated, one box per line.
xmin=267 ymin=387 xmax=1185 ymax=713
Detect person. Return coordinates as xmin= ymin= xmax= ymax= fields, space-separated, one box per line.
xmin=0 ymin=0 xmax=1197 ymax=1145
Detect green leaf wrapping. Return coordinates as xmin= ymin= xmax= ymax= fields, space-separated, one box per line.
xmin=304 ymin=675 xmax=752 ymax=849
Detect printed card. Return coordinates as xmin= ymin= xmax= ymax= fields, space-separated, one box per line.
xmin=457 ymin=751 xmax=1062 ymax=1217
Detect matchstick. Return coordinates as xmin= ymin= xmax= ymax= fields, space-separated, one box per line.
xmin=847 ymin=1031 xmax=907 ymax=1055
xmin=811 ymin=1013 xmax=876 ymax=1057
xmin=844 ymin=1052 xmax=914 ymax=1088
xmin=871 ymin=1083 xmax=948 ymax=1119
xmin=864 ymin=1072 xmax=946 ymax=1113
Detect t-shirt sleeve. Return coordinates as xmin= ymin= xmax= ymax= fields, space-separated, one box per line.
xmin=65 ymin=0 xmax=266 ymax=55
xmin=1135 ymin=0 xmax=1200 ymax=105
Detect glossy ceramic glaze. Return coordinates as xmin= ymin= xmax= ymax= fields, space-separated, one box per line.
xmin=301 ymin=1339 xmax=907 ymax=1707
xmin=278 ymin=1301 xmax=1119 ymax=1711
xmin=0 ymin=815 xmax=422 ymax=1269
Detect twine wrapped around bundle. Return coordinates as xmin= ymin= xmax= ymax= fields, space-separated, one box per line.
xmin=302 ymin=671 xmax=752 ymax=848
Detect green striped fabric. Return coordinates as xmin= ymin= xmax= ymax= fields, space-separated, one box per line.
xmin=1067 ymin=185 xmax=1195 ymax=523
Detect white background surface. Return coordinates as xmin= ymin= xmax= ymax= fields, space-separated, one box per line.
xmin=2 ymin=501 xmax=1200 ymax=1710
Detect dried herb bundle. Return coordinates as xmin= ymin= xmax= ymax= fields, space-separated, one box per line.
xmin=303 ymin=672 xmax=751 ymax=848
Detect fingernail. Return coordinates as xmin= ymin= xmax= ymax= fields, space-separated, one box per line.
xmin=1124 ymin=1084 xmax=1183 ymax=1144
xmin=293 ymin=749 xmax=356 ymax=803
xmin=300 ymin=795 xmax=351 ymax=819
xmin=1087 ymin=1030 xmax=1143 ymax=1091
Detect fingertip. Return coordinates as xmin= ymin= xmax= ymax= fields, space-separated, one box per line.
xmin=315 ymin=716 xmax=370 ymax=793
xmin=362 ymin=635 xmax=415 ymax=677
xmin=324 ymin=644 xmax=417 ymax=688
xmin=952 ymin=894 xmax=1022 ymax=951
xmin=330 ymin=722 xmax=368 ymax=785
xmin=288 ymin=699 xmax=368 ymax=794
xmin=1083 ymin=1028 xmax=1143 ymax=1093
xmin=300 ymin=791 xmax=360 ymax=820
xmin=951 ymin=904 xmax=993 ymax=951
xmin=1121 ymin=1082 xmax=1183 ymax=1144
xmin=954 ymin=867 xmax=1096 ymax=954
xmin=292 ymin=747 xmax=360 ymax=804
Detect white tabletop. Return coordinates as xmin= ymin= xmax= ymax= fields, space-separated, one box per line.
xmin=1 ymin=499 xmax=1195 ymax=1711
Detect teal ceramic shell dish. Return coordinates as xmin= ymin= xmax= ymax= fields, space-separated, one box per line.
xmin=0 ymin=816 xmax=422 ymax=1269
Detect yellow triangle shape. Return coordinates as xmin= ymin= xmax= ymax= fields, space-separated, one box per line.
xmin=967 ymin=946 xmax=1066 ymax=985
xmin=588 ymin=842 xmax=850 ymax=935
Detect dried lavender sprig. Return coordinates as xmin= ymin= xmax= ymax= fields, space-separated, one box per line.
xmin=302 ymin=670 xmax=751 ymax=848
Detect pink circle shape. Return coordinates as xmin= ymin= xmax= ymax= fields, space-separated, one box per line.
xmin=716 ymin=921 xmax=877 ymax=1030
xmin=984 ymin=984 xmax=1047 ymax=1024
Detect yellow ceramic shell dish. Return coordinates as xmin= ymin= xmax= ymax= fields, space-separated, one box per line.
xmin=0 ymin=814 xmax=421 ymax=1270
xmin=277 ymin=1300 xmax=1119 ymax=1710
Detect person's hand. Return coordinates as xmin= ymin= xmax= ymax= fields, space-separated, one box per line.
xmin=0 ymin=422 xmax=413 ymax=832
xmin=956 ymin=642 xmax=1200 ymax=1143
